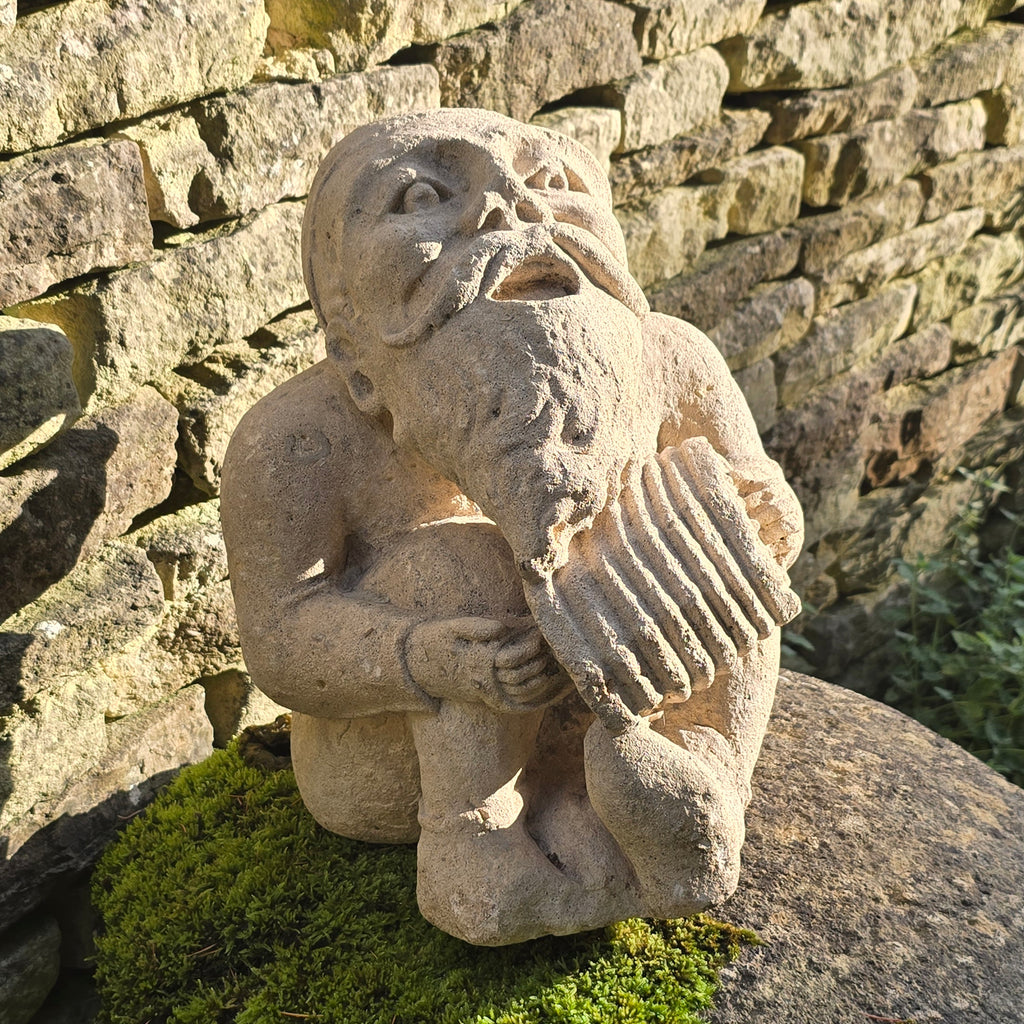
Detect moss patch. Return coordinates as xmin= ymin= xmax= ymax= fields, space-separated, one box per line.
xmin=92 ymin=744 xmax=756 ymax=1023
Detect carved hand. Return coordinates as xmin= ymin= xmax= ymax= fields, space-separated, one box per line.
xmin=730 ymin=459 xmax=804 ymax=570
xmin=405 ymin=616 xmax=570 ymax=712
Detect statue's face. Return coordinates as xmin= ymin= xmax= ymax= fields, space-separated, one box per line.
xmin=305 ymin=111 xmax=657 ymax=576
xmin=321 ymin=113 xmax=647 ymax=347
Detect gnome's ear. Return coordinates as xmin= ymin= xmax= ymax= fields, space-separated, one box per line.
xmin=325 ymin=315 xmax=385 ymax=418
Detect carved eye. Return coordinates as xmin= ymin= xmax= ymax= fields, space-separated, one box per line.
xmin=526 ymin=167 xmax=569 ymax=191
xmin=400 ymin=180 xmax=443 ymax=213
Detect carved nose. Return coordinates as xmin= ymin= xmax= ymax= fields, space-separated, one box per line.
xmin=472 ymin=188 xmax=550 ymax=233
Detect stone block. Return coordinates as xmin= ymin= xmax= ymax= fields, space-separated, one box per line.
xmin=756 ymin=67 xmax=919 ymax=144
xmin=608 ymin=109 xmax=770 ymax=205
xmin=191 ymin=66 xmax=439 ymax=223
xmin=861 ymin=348 xmax=1019 ymax=488
xmin=733 ymin=358 xmax=777 ymax=434
xmin=797 ymin=180 xmax=925 ymax=275
xmin=815 ymin=207 xmax=986 ymax=310
xmin=531 ymin=107 xmax=622 ymax=173
xmin=0 ymin=319 xmax=81 ymax=473
xmin=919 ymin=145 xmax=1024 ymax=222
xmin=0 ymin=387 xmax=177 ymax=621
xmin=0 ymin=0 xmax=11 ymax=35
xmin=0 ymin=686 xmax=213 ymax=923
xmin=797 ymin=100 xmax=988 ymax=207
xmin=265 ymin=0 xmax=521 ymax=74
xmin=10 ymin=203 xmax=306 ymax=410
xmin=633 ymin=0 xmax=765 ymax=60
xmin=646 ymin=228 xmax=802 ymax=330
xmin=430 ymin=0 xmax=640 ymax=122
xmin=115 ymin=66 xmax=438 ymax=228
xmin=713 ymin=146 xmax=805 ymax=236
xmin=949 ymin=291 xmax=1024 ymax=362
xmin=0 ymin=0 xmax=268 ymax=154
xmin=597 ymin=47 xmax=729 ymax=153
xmin=131 ymin=499 xmax=243 ymax=687
xmin=708 ymin=277 xmax=815 ymax=371
xmin=911 ymin=231 xmax=1024 ymax=330
xmin=775 ymin=282 xmax=917 ymax=405
xmin=0 ymin=916 xmax=60 ymax=1024
xmin=203 ymin=668 xmax=289 ymax=748
xmin=0 ymin=552 xmax=166 ymax=832
xmin=617 ymin=182 xmax=729 ymax=290
xmin=0 ymin=140 xmax=151 ymax=306
xmin=718 ymin=0 xmax=968 ymax=92
xmin=0 ymin=537 xmax=165 ymax=708
xmin=161 ymin=311 xmax=325 ymax=496
xmin=912 ymin=22 xmax=1024 ymax=107
xmin=982 ymin=82 xmax=1024 ymax=146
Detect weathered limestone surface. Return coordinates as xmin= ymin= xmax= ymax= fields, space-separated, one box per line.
xmin=798 ymin=99 xmax=988 ymax=206
xmin=756 ymin=67 xmax=919 ymax=144
xmin=126 ymin=501 xmax=244 ymax=699
xmin=796 ymin=179 xmax=925 ymax=275
xmin=911 ymin=230 xmax=1024 ymax=329
xmin=0 ymin=541 xmax=165 ymax=710
xmin=711 ymin=672 xmax=1024 ymax=1024
xmin=0 ymin=0 xmax=269 ymax=154
xmin=596 ymin=48 xmax=729 ymax=153
xmin=430 ymin=0 xmax=640 ymax=122
xmin=0 ymin=387 xmax=177 ymax=620
xmin=775 ymin=282 xmax=918 ymax=405
xmin=0 ymin=140 xmax=151 ymax=306
xmin=732 ymin=358 xmax=777 ymax=434
xmin=160 ymin=311 xmax=325 ymax=496
xmin=633 ymin=0 xmax=765 ymax=60
xmin=814 ymin=207 xmax=986 ymax=310
xmin=122 ymin=66 xmax=440 ymax=227
xmin=708 ymin=277 xmax=815 ymax=371
xmin=949 ymin=289 xmax=1024 ymax=361
xmin=531 ymin=107 xmax=622 ymax=173
xmin=0 ymin=916 xmax=60 ymax=1024
xmin=919 ymin=144 xmax=1024 ymax=221
xmin=0 ymin=541 xmax=165 ymax=831
xmin=1 ymin=686 xmax=213 ymax=924
xmin=710 ymin=146 xmax=804 ymax=236
xmin=913 ymin=22 xmax=1024 ymax=107
xmin=619 ymin=146 xmax=803 ymax=289
xmin=860 ymin=347 xmax=1020 ymax=489
xmin=983 ymin=81 xmax=1024 ymax=146
xmin=265 ymin=0 xmax=521 ymax=74
xmin=11 ymin=203 xmax=306 ymax=408
xmin=202 ymin=668 xmax=288 ymax=748
xmin=608 ymin=110 xmax=769 ymax=205
xmin=0 ymin=319 xmax=81 ymax=473
xmin=647 ymin=229 xmax=802 ymax=330
xmin=718 ymin=0 xmax=1000 ymax=92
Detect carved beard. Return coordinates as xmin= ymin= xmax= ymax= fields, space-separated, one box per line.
xmin=385 ymin=282 xmax=658 ymax=581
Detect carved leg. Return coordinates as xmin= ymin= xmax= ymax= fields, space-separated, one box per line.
xmin=584 ymin=632 xmax=779 ymax=919
xmin=408 ymin=699 xmax=637 ymax=944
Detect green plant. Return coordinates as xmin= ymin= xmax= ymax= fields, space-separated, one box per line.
xmin=883 ymin=470 xmax=1024 ymax=786
xmin=91 ymin=743 xmax=756 ymax=1024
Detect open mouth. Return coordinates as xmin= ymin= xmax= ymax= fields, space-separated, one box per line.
xmin=490 ymin=254 xmax=581 ymax=302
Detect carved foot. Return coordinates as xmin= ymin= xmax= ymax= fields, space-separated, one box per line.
xmin=583 ymin=716 xmax=745 ymax=920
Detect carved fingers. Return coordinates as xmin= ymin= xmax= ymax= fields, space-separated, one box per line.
xmin=525 ymin=438 xmax=802 ymax=732
xmin=405 ymin=615 xmax=569 ymax=713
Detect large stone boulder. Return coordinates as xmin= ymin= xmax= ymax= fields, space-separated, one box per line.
xmin=710 ymin=670 xmax=1024 ymax=1024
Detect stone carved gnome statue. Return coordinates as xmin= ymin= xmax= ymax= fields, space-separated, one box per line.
xmin=221 ymin=108 xmax=804 ymax=946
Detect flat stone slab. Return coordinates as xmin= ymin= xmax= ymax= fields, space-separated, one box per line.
xmin=711 ymin=671 xmax=1024 ymax=1024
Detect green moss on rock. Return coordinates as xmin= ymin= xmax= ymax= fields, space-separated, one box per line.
xmin=92 ymin=744 xmax=755 ymax=1023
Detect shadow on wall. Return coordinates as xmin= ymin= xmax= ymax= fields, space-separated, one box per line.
xmin=0 ymin=423 xmax=117 ymax=621
xmin=0 ymin=766 xmax=182 ymax=930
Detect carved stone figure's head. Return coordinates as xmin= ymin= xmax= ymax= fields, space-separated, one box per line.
xmin=303 ymin=109 xmax=657 ymax=578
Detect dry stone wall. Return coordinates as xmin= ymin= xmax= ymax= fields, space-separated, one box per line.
xmin=1 ymin=0 xmax=1023 ymax=1015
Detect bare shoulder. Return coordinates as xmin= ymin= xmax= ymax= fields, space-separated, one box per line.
xmin=642 ymin=311 xmax=729 ymax=395
xmin=221 ymin=361 xmax=372 ymax=525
